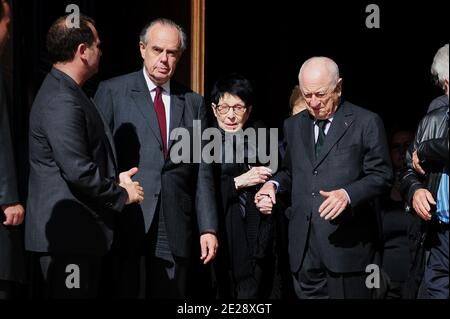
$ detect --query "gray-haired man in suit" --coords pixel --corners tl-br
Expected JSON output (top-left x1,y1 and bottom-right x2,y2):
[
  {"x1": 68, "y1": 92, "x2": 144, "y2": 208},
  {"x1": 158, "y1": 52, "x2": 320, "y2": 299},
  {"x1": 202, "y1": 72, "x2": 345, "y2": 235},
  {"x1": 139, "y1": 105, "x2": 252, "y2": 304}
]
[{"x1": 94, "y1": 18, "x2": 218, "y2": 299}]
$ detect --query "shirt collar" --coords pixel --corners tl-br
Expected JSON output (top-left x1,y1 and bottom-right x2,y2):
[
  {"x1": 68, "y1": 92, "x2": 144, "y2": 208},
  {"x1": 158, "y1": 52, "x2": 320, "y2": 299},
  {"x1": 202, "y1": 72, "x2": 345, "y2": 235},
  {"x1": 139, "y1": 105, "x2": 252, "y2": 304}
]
[
  {"x1": 314, "y1": 117, "x2": 334, "y2": 125},
  {"x1": 143, "y1": 67, "x2": 171, "y2": 95}
]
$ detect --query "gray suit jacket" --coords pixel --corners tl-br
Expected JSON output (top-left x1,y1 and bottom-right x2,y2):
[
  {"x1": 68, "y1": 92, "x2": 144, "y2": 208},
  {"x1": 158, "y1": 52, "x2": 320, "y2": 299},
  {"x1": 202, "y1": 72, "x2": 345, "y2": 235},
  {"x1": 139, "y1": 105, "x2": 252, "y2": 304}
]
[
  {"x1": 94, "y1": 70, "x2": 218, "y2": 258},
  {"x1": 26, "y1": 68, "x2": 128, "y2": 256},
  {"x1": 274, "y1": 101, "x2": 393, "y2": 273}
]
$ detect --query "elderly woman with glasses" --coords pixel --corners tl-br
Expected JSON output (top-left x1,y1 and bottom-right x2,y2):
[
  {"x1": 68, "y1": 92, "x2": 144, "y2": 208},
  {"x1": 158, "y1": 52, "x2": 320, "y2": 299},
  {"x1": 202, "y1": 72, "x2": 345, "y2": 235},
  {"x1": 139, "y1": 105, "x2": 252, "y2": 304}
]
[{"x1": 209, "y1": 73, "x2": 278, "y2": 299}]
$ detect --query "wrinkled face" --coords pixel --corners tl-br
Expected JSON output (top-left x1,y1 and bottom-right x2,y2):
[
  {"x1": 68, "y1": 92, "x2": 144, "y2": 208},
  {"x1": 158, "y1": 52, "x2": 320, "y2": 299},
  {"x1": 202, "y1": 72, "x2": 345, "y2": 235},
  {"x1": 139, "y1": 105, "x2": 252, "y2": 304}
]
[
  {"x1": 300, "y1": 70, "x2": 342, "y2": 120},
  {"x1": 140, "y1": 23, "x2": 182, "y2": 86},
  {"x1": 212, "y1": 93, "x2": 251, "y2": 132},
  {"x1": 390, "y1": 131, "x2": 414, "y2": 170},
  {"x1": 84, "y1": 23, "x2": 102, "y2": 76},
  {"x1": 0, "y1": 2, "x2": 11, "y2": 53}
]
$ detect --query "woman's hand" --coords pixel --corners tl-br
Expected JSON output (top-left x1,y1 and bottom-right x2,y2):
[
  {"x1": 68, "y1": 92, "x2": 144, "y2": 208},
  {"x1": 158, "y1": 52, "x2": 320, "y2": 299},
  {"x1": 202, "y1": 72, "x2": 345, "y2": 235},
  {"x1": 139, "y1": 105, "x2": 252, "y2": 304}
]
[{"x1": 234, "y1": 166, "x2": 272, "y2": 190}]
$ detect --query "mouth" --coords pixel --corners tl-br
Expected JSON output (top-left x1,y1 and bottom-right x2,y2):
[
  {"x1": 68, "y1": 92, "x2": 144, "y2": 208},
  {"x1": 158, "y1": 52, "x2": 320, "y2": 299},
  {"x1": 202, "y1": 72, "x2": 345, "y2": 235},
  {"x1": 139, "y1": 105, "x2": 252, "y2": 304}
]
[
  {"x1": 224, "y1": 123, "x2": 239, "y2": 130},
  {"x1": 157, "y1": 68, "x2": 170, "y2": 74}
]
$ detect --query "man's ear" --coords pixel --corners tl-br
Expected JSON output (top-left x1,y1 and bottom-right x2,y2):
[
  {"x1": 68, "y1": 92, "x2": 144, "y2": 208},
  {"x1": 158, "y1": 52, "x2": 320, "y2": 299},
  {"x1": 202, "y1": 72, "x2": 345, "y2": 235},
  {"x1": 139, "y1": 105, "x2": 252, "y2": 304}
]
[
  {"x1": 139, "y1": 41, "x2": 146, "y2": 59},
  {"x1": 336, "y1": 78, "x2": 343, "y2": 97},
  {"x1": 78, "y1": 43, "x2": 88, "y2": 60}
]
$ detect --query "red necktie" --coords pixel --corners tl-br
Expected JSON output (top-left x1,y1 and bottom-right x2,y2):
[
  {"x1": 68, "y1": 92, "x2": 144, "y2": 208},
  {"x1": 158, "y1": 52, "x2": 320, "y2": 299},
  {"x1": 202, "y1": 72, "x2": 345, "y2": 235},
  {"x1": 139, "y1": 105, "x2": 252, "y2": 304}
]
[{"x1": 154, "y1": 86, "x2": 167, "y2": 158}]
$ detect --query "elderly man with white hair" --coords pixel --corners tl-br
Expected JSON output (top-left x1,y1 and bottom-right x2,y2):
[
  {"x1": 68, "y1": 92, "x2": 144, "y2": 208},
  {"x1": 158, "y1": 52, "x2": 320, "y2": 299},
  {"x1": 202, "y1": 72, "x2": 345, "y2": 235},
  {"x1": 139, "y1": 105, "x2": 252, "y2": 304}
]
[{"x1": 256, "y1": 56, "x2": 393, "y2": 298}]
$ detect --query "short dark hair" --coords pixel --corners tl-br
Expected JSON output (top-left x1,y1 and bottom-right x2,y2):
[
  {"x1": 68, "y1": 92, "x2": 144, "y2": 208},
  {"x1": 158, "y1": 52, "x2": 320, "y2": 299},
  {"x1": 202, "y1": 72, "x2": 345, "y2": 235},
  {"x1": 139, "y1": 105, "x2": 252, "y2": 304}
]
[
  {"x1": 210, "y1": 73, "x2": 255, "y2": 107},
  {"x1": 0, "y1": 0, "x2": 10, "y2": 20},
  {"x1": 46, "y1": 14, "x2": 96, "y2": 64}
]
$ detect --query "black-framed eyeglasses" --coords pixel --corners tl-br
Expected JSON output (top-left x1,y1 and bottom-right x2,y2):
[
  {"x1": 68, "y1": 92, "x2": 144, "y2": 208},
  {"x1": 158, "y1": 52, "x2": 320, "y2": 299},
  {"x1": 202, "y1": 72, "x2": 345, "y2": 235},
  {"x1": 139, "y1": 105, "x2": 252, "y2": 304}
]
[{"x1": 213, "y1": 103, "x2": 247, "y2": 115}]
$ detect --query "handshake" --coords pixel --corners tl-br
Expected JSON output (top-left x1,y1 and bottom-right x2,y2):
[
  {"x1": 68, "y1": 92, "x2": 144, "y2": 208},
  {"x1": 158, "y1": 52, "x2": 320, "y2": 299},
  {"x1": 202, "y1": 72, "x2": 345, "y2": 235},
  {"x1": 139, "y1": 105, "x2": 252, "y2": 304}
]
[{"x1": 119, "y1": 167, "x2": 145, "y2": 205}]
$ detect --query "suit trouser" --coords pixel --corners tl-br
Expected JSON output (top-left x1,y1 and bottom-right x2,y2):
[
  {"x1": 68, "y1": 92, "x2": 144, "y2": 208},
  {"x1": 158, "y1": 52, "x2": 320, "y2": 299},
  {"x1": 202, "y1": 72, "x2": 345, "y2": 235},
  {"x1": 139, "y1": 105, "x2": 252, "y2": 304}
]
[
  {"x1": 113, "y1": 200, "x2": 190, "y2": 299},
  {"x1": 421, "y1": 224, "x2": 449, "y2": 299},
  {"x1": 30, "y1": 253, "x2": 101, "y2": 299},
  {"x1": 293, "y1": 221, "x2": 372, "y2": 299}
]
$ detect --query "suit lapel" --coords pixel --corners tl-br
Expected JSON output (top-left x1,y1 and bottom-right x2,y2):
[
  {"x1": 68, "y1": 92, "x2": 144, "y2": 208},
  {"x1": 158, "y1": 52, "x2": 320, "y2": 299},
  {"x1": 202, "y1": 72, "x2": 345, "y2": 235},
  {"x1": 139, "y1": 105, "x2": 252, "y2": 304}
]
[
  {"x1": 89, "y1": 97, "x2": 119, "y2": 170},
  {"x1": 313, "y1": 101, "x2": 354, "y2": 168},
  {"x1": 167, "y1": 82, "x2": 185, "y2": 153},
  {"x1": 75, "y1": 87, "x2": 120, "y2": 172},
  {"x1": 130, "y1": 72, "x2": 163, "y2": 148},
  {"x1": 299, "y1": 112, "x2": 315, "y2": 167}
]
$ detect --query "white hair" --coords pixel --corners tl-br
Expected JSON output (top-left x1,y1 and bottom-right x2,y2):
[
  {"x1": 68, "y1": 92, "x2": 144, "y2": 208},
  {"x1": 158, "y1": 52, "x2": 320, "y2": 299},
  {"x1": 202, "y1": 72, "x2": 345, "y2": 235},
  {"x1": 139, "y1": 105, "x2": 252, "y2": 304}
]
[
  {"x1": 139, "y1": 18, "x2": 187, "y2": 52},
  {"x1": 431, "y1": 44, "x2": 449, "y2": 89},
  {"x1": 298, "y1": 56, "x2": 340, "y2": 88}
]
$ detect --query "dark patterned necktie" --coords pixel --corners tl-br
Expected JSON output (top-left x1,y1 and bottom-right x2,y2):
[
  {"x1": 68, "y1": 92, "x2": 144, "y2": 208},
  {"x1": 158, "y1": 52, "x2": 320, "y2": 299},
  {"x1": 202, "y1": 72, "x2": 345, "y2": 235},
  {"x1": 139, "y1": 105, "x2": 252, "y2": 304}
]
[
  {"x1": 315, "y1": 119, "x2": 328, "y2": 158},
  {"x1": 154, "y1": 86, "x2": 167, "y2": 158}
]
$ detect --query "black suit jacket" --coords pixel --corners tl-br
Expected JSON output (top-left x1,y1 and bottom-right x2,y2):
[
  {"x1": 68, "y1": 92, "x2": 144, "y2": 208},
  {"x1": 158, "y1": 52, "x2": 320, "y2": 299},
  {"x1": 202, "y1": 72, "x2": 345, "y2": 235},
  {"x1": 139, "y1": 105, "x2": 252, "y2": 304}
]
[
  {"x1": 25, "y1": 68, "x2": 128, "y2": 256},
  {"x1": 274, "y1": 101, "x2": 393, "y2": 273},
  {"x1": 94, "y1": 70, "x2": 218, "y2": 258},
  {"x1": 0, "y1": 71, "x2": 26, "y2": 282},
  {"x1": 0, "y1": 72, "x2": 18, "y2": 207}
]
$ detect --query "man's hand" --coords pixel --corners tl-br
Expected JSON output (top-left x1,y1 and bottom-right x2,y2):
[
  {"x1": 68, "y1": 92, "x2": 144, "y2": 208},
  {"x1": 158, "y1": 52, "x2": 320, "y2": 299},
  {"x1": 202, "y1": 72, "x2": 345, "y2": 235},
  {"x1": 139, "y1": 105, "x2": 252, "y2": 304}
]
[
  {"x1": 412, "y1": 150, "x2": 426, "y2": 176},
  {"x1": 256, "y1": 196, "x2": 274, "y2": 215},
  {"x1": 200, "y1": 233, "x2": 218, "y2": 265},
  {"x1": 119, "y1": 167, "x2": 144, "y2": 204},
  {"x1": 119, "y1": 167, "x2": 138, "y2": 184},
  {"x1": 412, "y1": 188, "x2": 435, "y2": 221},
  {"x1": 319, "y1": 189, "x2": 349, "y2": 220},
  {"x1": 2, "y1": 203, "x2": 25, "y2": 226},
  {"x1": 255, "y1": 182, "x2": 276, "y2": 214},
  {"x1": 234, "y1": 167, "x2": 272, "y2": 190}
]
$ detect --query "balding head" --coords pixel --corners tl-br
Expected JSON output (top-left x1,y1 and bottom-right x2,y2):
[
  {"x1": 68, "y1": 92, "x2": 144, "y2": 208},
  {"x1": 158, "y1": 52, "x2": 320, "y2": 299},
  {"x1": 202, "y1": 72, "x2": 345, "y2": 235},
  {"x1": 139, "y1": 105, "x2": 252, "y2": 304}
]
[
  {"x1": 46, "y1": 14, "x2": 97, "y2": 64},
  {"x1": 298, "y1": 57, "x2": 342, "y2": 120},
  {"x1": 299, "y1": 57, "x2": 340, "y2": 89}
]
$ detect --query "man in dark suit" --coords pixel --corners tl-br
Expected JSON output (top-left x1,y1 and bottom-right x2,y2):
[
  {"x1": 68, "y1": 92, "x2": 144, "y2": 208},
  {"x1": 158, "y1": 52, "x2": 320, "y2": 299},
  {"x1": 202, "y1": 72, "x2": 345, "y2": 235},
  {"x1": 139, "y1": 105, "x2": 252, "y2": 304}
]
[
  {"x1": 0, "y1": 0, "x2": 26, "y2": 299},
  {"x1": 255, "y1": 57, "x2": 393, "y2": 298},
  {"x1": 94, "y1": 18, "x2": 218, "y2": 299},
  {"x1": 26, "y1": 14, "x2": 144, "y2": 298}
]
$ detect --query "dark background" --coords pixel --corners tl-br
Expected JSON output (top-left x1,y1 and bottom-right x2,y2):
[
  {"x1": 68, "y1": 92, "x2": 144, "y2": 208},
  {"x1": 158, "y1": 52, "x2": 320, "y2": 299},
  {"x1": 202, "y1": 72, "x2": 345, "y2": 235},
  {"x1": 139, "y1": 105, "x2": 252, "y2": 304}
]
[
  {"x1": 205, "y1": 0, "x2": 448, "y2": 130},
  {"x1": 5, "y1": 0, "x2": 449, "y2": 194}
]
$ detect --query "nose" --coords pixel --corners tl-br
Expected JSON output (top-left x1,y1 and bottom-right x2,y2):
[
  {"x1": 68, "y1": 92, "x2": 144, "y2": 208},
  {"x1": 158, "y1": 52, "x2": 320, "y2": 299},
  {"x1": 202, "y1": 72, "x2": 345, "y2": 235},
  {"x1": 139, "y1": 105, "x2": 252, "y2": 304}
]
[
  {"x1": 310, "y1": 95, "x2": 320, "y2": 107},
  {"x1": 160, "y1": 51, "x2": 168, "y2": 63},
  {"x1": 226, "y1": 109, "x2": 236, "y2": 120}
]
